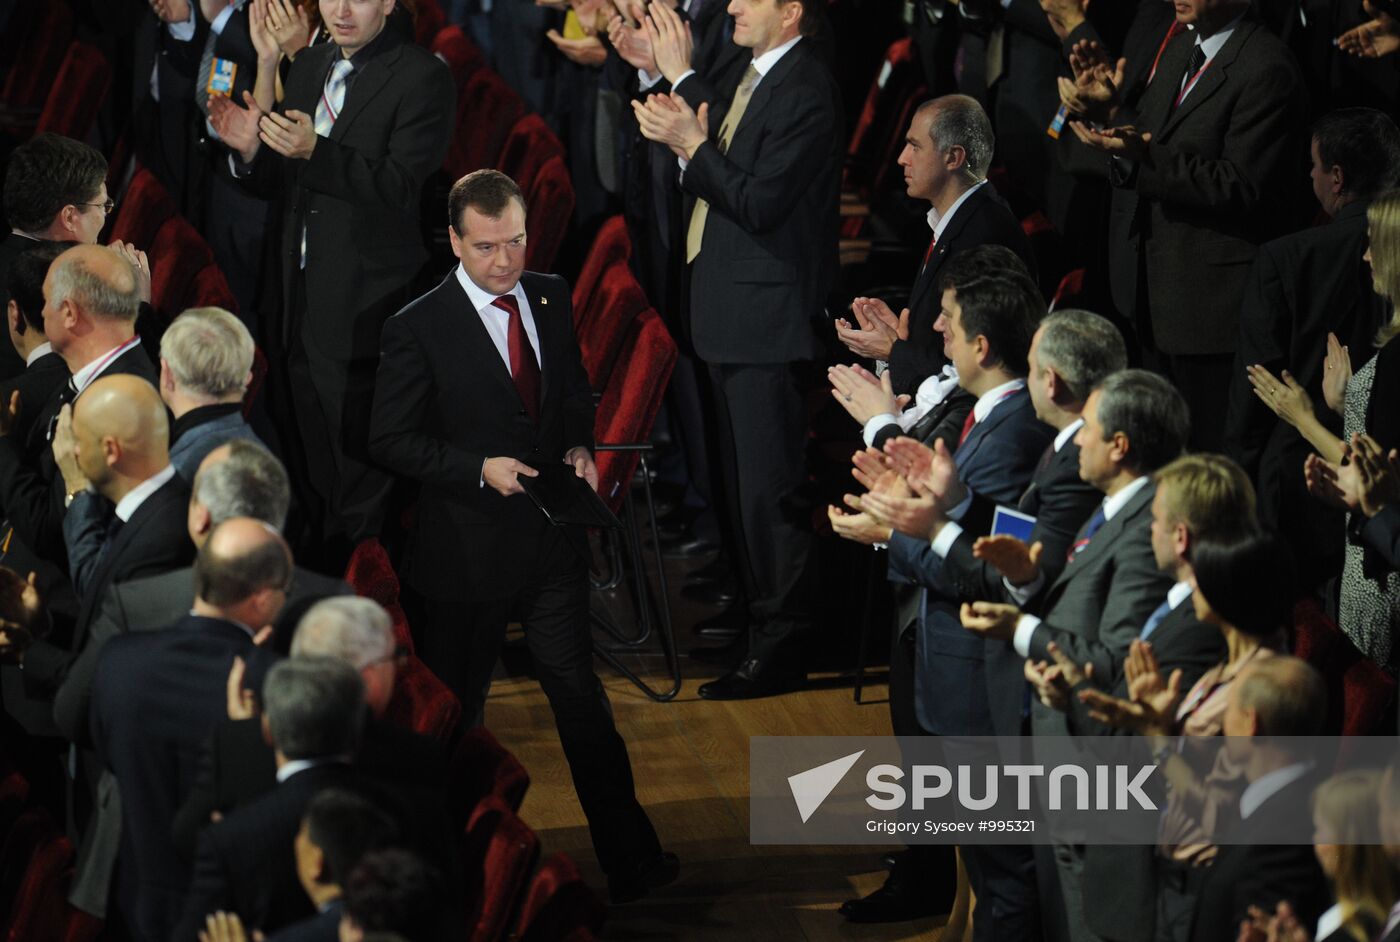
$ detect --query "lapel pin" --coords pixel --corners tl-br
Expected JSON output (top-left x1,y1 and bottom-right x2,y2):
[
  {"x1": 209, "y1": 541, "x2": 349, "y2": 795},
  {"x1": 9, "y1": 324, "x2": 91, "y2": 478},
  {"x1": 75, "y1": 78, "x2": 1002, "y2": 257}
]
[{"x1": 540, "y1": 296, "x2": 548, "y2": 305}]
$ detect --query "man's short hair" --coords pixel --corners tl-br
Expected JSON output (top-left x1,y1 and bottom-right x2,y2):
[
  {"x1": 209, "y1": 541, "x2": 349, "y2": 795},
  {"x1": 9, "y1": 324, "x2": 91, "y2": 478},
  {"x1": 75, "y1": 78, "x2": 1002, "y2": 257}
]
[
  {"x1": 1233, "y1": 656, "x2": 1326, "y2": 737},
  {"x1": 1034, "y1": 309, "x2": 1127, "y2": 404},
  {"x1": 1153, "y1": 453, "x2": 1259, "y2": 546},
  {"x1": 292, "y1": 597, "x2": 394, "y2": 671},
  {"x1": 46, "y1": 248, "x2": 140, "y2": 323},
  {"x1": 448, "y1": 170, "x2": 525, "y2": 233},
  {"x1": 193, "y1": 440, "x2": 292, "y2": 530},
  {"x1": 1093, "y1": 369, "x2": 1189, "y2": 474},
  {"x1": 303, "y1": 788, "x2": 399, "y2": 887},
  {"x1": 1312, "y1": 107, "x2": 1400, "y2": 200},
  {"x1": 263, "y1": 656, "x2": 365, "y2": 760},
  {"x1": 939, "y1": 246, "x2": 1043, "y2": 376},
  {"x1": 920, "y1": 94, "x2": 995, "y2": 180},
  {"x1": 160, "y1": 307, "x2": 255, "y2": 399},
  {"x1": 192, "y1": 519, "x2": 293, "y2": 606},
  {"x1": 6, "y1": 241, "x2": 72, "y2": 333},
  {"x1": 2, "y1": 133, "x2": 108, "y2": 233},
  {"x1": 343, "y1": 849, "x2": 441, "y2": 941}
]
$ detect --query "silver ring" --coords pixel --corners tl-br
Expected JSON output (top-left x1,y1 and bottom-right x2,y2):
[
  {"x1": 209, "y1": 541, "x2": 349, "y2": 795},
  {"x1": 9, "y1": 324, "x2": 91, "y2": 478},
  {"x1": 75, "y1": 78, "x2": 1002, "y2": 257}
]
[{"x1": 844, "y1": 394, "x2": 853, "y2": 402}]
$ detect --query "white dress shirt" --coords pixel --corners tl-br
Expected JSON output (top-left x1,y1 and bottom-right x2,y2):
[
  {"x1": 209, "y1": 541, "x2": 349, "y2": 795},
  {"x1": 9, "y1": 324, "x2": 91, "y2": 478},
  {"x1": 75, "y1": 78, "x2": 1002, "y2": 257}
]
[
  {"x1": 25, "y1": 342, "x2": 53, "y2": 367},
  {"x1": 455, "y1": 266, "x2": 543, "y2": 372},
  {"x1": 862, "y1": 365, "x2": 961, "y2": 447},
  {"x1": 1177, "y1": 16, "x2": 1244, "y2": 104},
  {"x1": 1238, "y1": 761, "x2": 1312, "y2": 820},
  {"x1": 70, "y1": 335, "x2": 144, "y2": 396},
  {"x1": 114, "y1": 464, "x2": 177, "y2": 523}
]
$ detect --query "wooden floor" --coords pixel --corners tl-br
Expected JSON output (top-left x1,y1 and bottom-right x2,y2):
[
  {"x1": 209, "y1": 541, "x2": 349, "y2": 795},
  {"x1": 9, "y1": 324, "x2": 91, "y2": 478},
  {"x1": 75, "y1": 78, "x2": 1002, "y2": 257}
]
[{"x1": 485, "y1": 548, "x2": 975, "y2": 941}]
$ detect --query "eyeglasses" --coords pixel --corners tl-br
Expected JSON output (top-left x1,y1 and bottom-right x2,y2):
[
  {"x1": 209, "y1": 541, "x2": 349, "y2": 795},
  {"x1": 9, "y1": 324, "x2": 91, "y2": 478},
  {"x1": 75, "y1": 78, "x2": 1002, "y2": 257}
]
[
  {"x1": 81, "y1": 198, "x2": 115, "y2": 216},
  {"x1": 365, "y1": 643, "x2": 410, "y2": 669}
]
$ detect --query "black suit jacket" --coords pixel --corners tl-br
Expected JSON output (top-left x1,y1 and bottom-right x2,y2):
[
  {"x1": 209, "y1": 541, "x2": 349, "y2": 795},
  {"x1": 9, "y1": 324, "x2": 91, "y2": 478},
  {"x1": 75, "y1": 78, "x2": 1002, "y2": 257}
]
[
  {"x1": 93, "y1": 615, "x2": 273, "y2": 942},
  {"x1": 370, "y1": 271, "x2": 595, "y2": 601},
  {"x1": 19, "y1": 475, "x2": 193, "y2": 705},
  {"x1": 0, "y1": 233, "x2": 41, "y2": 384},
  {"x1": 886, "y1": 185, "x2": 1035, "y2": 395},
  {"x1": 238, "y1": 31, "x2": 454, "y2": 361},
  {"x1": 176, "y1": 764, "x2": 357, "y2": 940},
  {"x1": 1225, "y1": 200, "x2": 1384, "y2": 534},
  {"x1": 676, "y1": 40, "x2": 841, "y2": 364},
  {"x1": 0, "y1": 352, "x2": 68, "y2": 449},
  {"x1": 1188, "y1": 769, "x2": 1328, "y2": 942},
  {"x1": 1108, "y1": 16, "x2": 1305, "y2": 355}
]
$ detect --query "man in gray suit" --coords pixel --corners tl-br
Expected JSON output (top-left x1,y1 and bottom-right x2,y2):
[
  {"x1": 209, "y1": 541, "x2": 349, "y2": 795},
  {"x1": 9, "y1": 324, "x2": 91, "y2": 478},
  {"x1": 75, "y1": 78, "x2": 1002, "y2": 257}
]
[
  {"x1": 53, "y1": 439, "x2": 348, "y2": 745},
  {"x1": 158, "y1": 307, "x2": 262, "y2": 480},
  {"x1": 959, "y1": 369, "x2": 1189, "y2": 942}
]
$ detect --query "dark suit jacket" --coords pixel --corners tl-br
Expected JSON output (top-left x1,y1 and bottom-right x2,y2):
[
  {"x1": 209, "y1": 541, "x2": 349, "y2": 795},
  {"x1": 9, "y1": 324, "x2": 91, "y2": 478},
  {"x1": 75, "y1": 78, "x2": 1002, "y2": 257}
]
[
  {"x1": 168, "y1": 407, "x2": 263, "y2": 481},
  {"x1": 1188, "y1": 769, "x2": 1328, "y2": 942},
  {"x1": 370, "y1": 271, "x2": 595, "y2": 601},
  {"x1": 886, "y1": 185, "x2": 1035, "y2": 396},
  {"x1": 1025, "y1": 481, "x2": 1173, "y2": 737},
  {"x1": 176, "y1": 763, "x2": 357, "y2": 940},
  {"x1": 20, "y1": 475, "x2": 193, "y2": 702},
  {"x1": 0, "y1": 351, "x2": 68, "y2": 449},
  {"x1": 238, "y1": 31, "x2": 454, "y2": 361},
  {"x1": 886, "y1": 387, "x2": 1055, "y2": 734},
  {"x1": 676, "y1": 39, "x2": 841, "y2": 364},
  {"x1": 92, "y1": 615, "x2": 272, "y2": 942},
  {"x1": 171, "y1": 712, "x2": 449, "y2": 864},
  {"x1": 870, "y1": 387, "x2": 976, "y2": 453},
  {"x1": 0, "y1": 233, "x2": 43, "y2": 383},
  {"x1": 52, "y1": 564, "x2": 351, "y2": 745},
  {"x1": 1108, "y1": 16, "x2": 1305, "y2": 355}
]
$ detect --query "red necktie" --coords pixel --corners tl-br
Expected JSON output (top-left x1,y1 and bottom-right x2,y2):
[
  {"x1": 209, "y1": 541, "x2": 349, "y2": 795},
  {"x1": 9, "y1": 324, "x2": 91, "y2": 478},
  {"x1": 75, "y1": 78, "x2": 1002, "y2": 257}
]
[
  {"x1": 957, "y1": 410, "x2": 977, "y2": 446},
  {"x1": 491, "y1": 294, "x2": 540, "y2": 422},
  {"x1": 922, "y1": 234, "x2": 938, "y2": 269}
]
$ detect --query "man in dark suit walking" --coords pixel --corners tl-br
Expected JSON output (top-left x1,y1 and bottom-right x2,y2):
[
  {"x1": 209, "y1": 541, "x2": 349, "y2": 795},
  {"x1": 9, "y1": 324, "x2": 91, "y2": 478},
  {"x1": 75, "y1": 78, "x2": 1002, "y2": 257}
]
[
  {"x1": 633, "y1": 0, "x2": 841, "y2": 699},
  {"x1": 1070, "y1": 0, "x2": 1305, "y2": 451},
  {"x1": 834, "y1": 96, "x2": 1035, "y2": 396},
  {"x1": 370, "y1": 170, "x2": 673, "y2": 904},
  {"x1": 92, "y1": 518, "x2": 291, "y2": 942},
  {"x1": 208, "y1": 0, "x2": 455, "y2": 556},
  {"x1": 1225, "y1": 107, "x2": 1400, "y2": 589}
]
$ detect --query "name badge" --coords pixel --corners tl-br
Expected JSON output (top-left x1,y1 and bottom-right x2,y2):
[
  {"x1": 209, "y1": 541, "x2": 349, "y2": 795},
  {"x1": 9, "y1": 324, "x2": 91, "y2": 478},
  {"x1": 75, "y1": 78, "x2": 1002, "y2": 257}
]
[{"x1": 208, "y1": 58, "x2": 237, "y2": 97}]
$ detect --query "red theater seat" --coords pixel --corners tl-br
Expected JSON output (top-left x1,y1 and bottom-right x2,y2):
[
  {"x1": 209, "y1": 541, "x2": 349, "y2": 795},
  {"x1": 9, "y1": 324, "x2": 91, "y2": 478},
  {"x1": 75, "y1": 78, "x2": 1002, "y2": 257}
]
[
  {"x1": 430, "y1": 25, "x2": 486, "y2": 87},
  {"x1": 449, "y1": 725, "x2": 530, "y2": 822},
  {"x1": 593, "y1": 309, "x2": 677, "y2": 516},
  {"x1": 522, "y1": 155, "x2": 574, "y2": 274},
  {"x1": 108, "y1": 167, "x2": 178, "y2": 249},
  {"x1": 463, "y1": 796, "x2": 540, "y2": 942},
  {"x1": 343, "y1": 538, "x2": 415, "y2": 652},
  {"x1": 572, "y1": 217, "x2": 631, "y2": 319},
  {"x1": 1293, "y1": 598, "x2": 1397, "y2": 740},
  {"x1": 445, "y1": 70, "x2": 525, "y2": 178},
  {"x1": 576, "y1": 262, "x2": 649, "y2": 392},
  {"x1": 843, "y1": 37, "x2": 921, "y2": 199},
  {"x1": 414, "y1": 1, "x2": 447, "y2": 47},
  {"x1": 0, "y1": 0, "x2": 75, "y2": 126},
  {"x1": 34, "y1": 41, "x2": 111, "y2": 140},
  {"x1": 515, "y1": 852, "x2": 607, "y2": 942},
  {"x1": 384, "y1": 655, "x2": 462, "y2": 743}
]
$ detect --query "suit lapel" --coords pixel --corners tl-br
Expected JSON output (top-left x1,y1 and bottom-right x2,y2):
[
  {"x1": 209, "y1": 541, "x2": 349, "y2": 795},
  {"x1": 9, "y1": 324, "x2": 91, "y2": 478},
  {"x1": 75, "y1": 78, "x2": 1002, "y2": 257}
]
[
  {"x1": 330, "y1": 43, "x2": 401, "y2": 142},
  {"x1": 520, "y1": 272, "x2": 555, "y2": 407},
  {"x1": 953, "y1": 389, "x2": 1025, "y2": 466},
  {"x1": 1158, "y1": 20, "x2": 1254, "y2": 137},
  {"x1": 1048, "y1": 483, "x2": 1153, "y2": 598},
  {"x1": 726, "y1": 41, "x2": 804, "y2": 150},
  {"x1": 445, "y1": 274, "x2": 522, "y2": 408}
]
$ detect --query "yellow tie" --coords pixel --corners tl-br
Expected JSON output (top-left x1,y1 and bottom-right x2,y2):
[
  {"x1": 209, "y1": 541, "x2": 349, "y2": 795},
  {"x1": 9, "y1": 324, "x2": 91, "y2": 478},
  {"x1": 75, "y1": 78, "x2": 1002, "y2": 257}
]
[{"x1": 686, "y1": 63, "x2": 761, "y2": 263}]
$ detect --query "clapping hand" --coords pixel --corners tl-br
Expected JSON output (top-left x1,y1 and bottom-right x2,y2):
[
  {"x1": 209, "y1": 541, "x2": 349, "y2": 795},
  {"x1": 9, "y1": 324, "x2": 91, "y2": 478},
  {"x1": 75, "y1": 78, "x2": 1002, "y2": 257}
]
[
  {"x1": 150, "y1": 0, "x2": 192, "y2": 24},
  {"x1": 265, "y1": 0, "x2": 311, "y2": 59},
  {"x1": 645, "y1": 0, "x2": 694, "y2": 82},
  {"x1": 632, "y1": 92, "x2": 709, "y2": 160},
  {"x1": 1041, "y1": 0, "x2": 1089, "y2": 40},
  {"x1": 828, "y1": 363, "x2": 908, "y2": 425},
  {"x1": 1246, "y1": 364, "x2": 1314, "y2": 429},
  {"x1": 834, "y1": 297, "x2": 909, "y2": 360},
  {"x1": 209, "y1": 91, "x2": 265, "y2": 163},
  {"x1": 972, "y1": 535, "x2": 1043, "y2": 586},
  {"x1": 547, "y1": 30, "x2": 608, "y2": 66},
  {"x1": 1025, "y1": 658, "x2": 1069, "y2": 711},
  {"x1": 1068, "y1": 121, "x2": 1151, "y2": 159},
  {"x1": 109, "y1": 241, "x2": 152, "y2": 304},
  {"x1": 198, "y1": 911, "x2": 265, "y2": 942},
  {"x1": 608, "y1": 3, "x2": 657, "y2": 74},
  {"x1": 1350, "y1": 432, "x2": 1400, "y2": 517},
  {"x1": 1058, "y1": 40, "x2": 1124, "y2": 123},
  {"x1": 1077, "y1": 639, "x2": 1182, "y2": 735},
  {"x1": 883, "y1": 436, "x2": 964, "y2": 509},
  {"x1": 1337, "y1": 0, "x2": 1400, "y2": 58},
  {"x1": 258, "y1": 108, "x2": 317, "y2": 160},
  {"x1": 51, "y1": 405, "x2": 89, "y2": 497},
  {"x1": 959, "y1": 601, "x2": 1021, "y2": 641},
  {"x1": 1321, "y1": 332, "x2": 1351, "y2": 415}
]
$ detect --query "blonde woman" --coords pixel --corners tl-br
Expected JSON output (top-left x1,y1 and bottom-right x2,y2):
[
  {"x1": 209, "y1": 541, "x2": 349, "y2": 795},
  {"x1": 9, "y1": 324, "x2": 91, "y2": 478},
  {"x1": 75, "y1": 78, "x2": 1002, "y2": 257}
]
[{"x1": 1248, "y1": 189, "x2": 1400, "y2": 667}]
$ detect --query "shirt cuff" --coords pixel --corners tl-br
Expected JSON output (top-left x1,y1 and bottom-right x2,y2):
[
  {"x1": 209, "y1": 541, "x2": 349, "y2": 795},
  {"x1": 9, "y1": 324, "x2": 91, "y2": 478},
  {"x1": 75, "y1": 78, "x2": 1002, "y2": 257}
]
[
  {"x1": 168, "y1": 5, "x2": 197, "y2": 40},
  {"x1": 862, "y1": 413, "x2": 899, "y2": 447},
  {"x1": 1004, "y1": 569, "x2": 1045, "y2": 607},
  {"x1": 930, "y1": 521, "x2": 963, "y2": 559},
  {"x1": 1013, "y1": 615, "x2": 1041, "y2": 658},
  {"x1": 479, "y1": 459, "x2": 487, "y2": 488},
  {"x1": 638, "y1": 69, "x2": 662, "y2": 90},
  {"x1": 672, "y1": 69, "x2": 696, "y2": 92}
]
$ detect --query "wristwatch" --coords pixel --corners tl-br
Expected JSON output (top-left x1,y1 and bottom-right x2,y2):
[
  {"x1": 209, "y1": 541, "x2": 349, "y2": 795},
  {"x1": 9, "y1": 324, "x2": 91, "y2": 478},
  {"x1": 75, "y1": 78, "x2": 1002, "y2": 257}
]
[{"x1": 65, "y1": 486, "x2": 88, "y2": 509}]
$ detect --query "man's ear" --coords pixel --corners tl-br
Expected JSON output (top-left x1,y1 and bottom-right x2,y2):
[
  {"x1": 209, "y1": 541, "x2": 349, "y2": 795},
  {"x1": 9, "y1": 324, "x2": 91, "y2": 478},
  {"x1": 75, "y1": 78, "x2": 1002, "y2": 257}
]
[
  {"x1": 193, "y1": 503, "x2": 213, "y2": 538},
  {"x1": 1331, "y1": 164, "x2": 1346, "y2": 197},
  {"x1": 260, "y1": 712, "x2": 273, "y2": 747},
  {"x1": 447, "y1": 226, "x2": 463, "y2": 261},
  {"x1": 6, "y1": 301, "x2": 20, "y2": 337},
  {"x1": 311, "y1": 841, "x2": 331, "y2": 884}
]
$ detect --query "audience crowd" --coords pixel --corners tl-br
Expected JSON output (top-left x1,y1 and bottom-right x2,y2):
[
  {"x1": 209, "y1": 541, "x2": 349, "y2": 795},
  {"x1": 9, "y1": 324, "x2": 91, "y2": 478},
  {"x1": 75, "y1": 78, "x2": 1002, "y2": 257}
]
[{"x1": 3, "y1": 0, "x2": 1400, "y2": 940}]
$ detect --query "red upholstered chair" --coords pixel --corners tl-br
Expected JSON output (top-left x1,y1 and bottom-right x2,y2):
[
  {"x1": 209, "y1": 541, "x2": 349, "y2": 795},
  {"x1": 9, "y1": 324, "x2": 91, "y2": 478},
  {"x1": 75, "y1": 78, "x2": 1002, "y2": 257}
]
[
  {"x1": 1293, "y1": 598, "x2": 1398, "y2": 743},
  {"x1": 413, "y1": 0, "x2": 447, "y2": 46},
  {"x1": 0, "y1": 807, "x2": 50, "y2": 925},
  {"x1": 343, "y1": 538, "x2": 415, "y2": 652},
  {"x1": 463, "y1": 795, "x2": 540, "y2": 942},
  {"x1": 430, "y1": 25, "x2": 486, "y2": 87},
  {"x1": 842, "y1": 37, "x2": 919, "y2": 199},
  {"x1": 523, "y1": 155, "x2": 574, "y2": 274},
  {"x1": 1050, "y1": 268, "x2": 1086, "y2": 311},
  {"x1": 383, "y1": 655, "x2": 462, "y2": 743},
  {"x1": 108, "y1": 167, "x2": 178, "y2": 250},
  {"x1": 444, "y1": 70, "x2": 525, "y2": 178},
  {"x1": 576, "y1": 262, "x2": 649, "y2": 391},
  {"x1": 34, "y1": 41, "x2": 111, "y2": 140},
  {"x1": 145, "y1": 215, "x2": 239, "y2": 335},
  {"x1": 498, "y1": 114, "x2": 566, "y2": 191},
  {"x1": 448, "y1": 725, "x2": 531, "y2": 823},
  {"x1": 0, "y1": 0, "x2": 75, "y2": 128},
  {"x1": 0, "y1": 807, "x2": 71, "y2": 939},
  {"x1": 514, "y1": 852, "x2": 607, "y2": 942},
  {"x1": 187, "y1": 263, "x2": 239, "y2": 312},
  {"x1": 571, "y1": 216, "x2": 631, "y2": 320}
]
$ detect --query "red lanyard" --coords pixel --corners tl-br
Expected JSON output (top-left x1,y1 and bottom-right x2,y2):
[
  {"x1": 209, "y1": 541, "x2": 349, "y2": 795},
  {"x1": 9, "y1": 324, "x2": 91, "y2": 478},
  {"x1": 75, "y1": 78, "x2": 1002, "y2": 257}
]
[
  {"x1": 79, "y1": 336, "x2": 141, "y2": 389},
  {"x1": 1174, "y1": 55, "x2": 1212, "y2": 107},
  {"x1": 1148, "y1": 19, "x2": 1186, "y2": 84}
]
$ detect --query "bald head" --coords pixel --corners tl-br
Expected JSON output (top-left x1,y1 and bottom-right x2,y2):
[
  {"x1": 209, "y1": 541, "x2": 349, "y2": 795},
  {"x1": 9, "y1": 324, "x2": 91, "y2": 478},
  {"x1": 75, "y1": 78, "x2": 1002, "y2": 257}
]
[
  {"x1": 1231, "y1": 656, "x2": 1327, "y2": 737},
  {"x1": 46, "y1": 245, "x2": 139, "y2": 321},
  {"x1": 70, "y1": 374, "x2": 169, "y2": 500},
  {"x1": 194, "y1": 517, "x2": 293, "y2": 610}
]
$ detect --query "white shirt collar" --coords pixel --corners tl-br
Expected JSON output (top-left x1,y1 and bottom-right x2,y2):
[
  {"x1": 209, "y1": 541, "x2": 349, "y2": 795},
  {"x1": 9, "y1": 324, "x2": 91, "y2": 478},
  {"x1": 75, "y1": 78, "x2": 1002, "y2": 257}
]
[
  {"x1": 750, "y1": 34, "x2": 802, "y2": 80},
  {"x1": 1239, "y1": 761, "x2": 1312, "y2": 820},
  {"x1": 1314, "y1": 904, "x2": 1343, "y2": 942},
  {"x1": 25, "y1": 342, "x2": 52, "y2": 367},
  {"x1": 71, "y1": 336, "x2": 142, "y2": 395},
  {"x1": 276, "y1": 756, "x2": 349, "y2": 784},
  {"x1": 1102, "y1": 475, "x2": 1151, "y2": 521},
  {"x1": 927, "y1": 179, "x2": 989, "y2": 243},
  {"x1": 211, "y1": 0, "x2": 243, "y2": 34},
  {"x1": 1190, "y1": 13, "x2": 1245, "y2": 60},
  {"x1": 1054, "y1": 417, "x2": 1084, "y2": 453},
  {"x1": 1166, "y1": 579, "x2": 1193, "y2": 610},
  {"x1": 971, "y1": 378, "x2": 1025, "y2": 424},
  {"x1": 114, "y1": 464, "x2": 176, "y2": 523},
  {"x1": 455, "y1": 265, "x2": 524, "y2": 314}
]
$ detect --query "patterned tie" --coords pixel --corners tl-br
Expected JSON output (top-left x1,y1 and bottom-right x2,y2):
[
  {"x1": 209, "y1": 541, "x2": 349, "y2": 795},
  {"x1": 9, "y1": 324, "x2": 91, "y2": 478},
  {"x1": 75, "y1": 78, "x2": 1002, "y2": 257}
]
[
  {"x1": 1174, "y1": 44, "x2": 1208, "y2": 109},
  {"x1": 492, "y1": 294, "x2": 541, "y2": 422},
  {"x1": 1067, "y1": 506, "x2": 1107, "y2": 561},
  {"x1": 302, "y1": 58, "x2": 354, "y2": 267},
  {"x1": 686, "y1": 63, "x2": 761, "y2": 263},
  {"x1": 1139, "y1": 598, "x2": 1175, "y2": 641}
]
